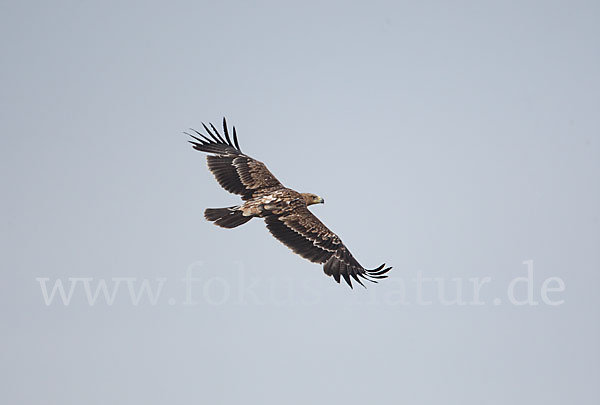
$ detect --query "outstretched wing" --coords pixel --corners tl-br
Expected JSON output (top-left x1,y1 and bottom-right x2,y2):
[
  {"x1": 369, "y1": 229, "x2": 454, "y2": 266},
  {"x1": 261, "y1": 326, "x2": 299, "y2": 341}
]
[
  {"x1": 264, "y1": 202, "x2": 391, "y2": 288},
  {"x1": 187, "y1": 118, "x2": 283, "y2": 199}
]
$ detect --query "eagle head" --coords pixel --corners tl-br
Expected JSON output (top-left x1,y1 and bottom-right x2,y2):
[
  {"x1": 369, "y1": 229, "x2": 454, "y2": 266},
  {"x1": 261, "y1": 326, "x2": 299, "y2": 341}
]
[{"x1": 302, "y1": 193, "x2": 325, "y2": 206}]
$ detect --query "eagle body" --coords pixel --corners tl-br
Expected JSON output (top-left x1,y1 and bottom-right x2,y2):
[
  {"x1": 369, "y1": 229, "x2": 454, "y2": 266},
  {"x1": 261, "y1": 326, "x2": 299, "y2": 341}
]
[
  {"x1": 187, "y1": 119, "x2": 391, "y2": 288},
  {"x1": 240, "y1": 188, "x2": 306, "y2": 217}
]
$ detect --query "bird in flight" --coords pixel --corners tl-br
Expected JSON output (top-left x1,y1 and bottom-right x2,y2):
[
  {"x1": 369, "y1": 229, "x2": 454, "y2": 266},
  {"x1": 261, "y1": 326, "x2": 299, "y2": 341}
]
[{"x1": 187, "y1": 118, "x2": 391, "y2": 288}]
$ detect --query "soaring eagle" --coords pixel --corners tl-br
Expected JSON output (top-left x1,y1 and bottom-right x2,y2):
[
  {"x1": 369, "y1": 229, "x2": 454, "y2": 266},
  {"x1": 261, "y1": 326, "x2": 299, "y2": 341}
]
[{"x1": 187, "y1": 118, "x2": 391, "y2": 288}]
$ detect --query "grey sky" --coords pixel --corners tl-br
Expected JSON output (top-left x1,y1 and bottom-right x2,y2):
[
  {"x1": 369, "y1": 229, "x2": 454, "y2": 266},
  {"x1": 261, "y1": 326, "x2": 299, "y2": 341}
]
[{"x1": 1, "y1": 1, "x2": 599, "y2": 404}]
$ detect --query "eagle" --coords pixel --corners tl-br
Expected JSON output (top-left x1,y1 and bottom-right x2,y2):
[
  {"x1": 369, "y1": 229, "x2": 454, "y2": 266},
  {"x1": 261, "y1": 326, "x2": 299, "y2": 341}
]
[{"x1": 187, "y1": 118, "x2": 391, "y2": 288}]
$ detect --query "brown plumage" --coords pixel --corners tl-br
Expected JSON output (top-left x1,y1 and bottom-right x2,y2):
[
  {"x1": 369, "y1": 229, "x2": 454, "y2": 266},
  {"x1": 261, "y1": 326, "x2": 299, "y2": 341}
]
[{"x1": 187, "y1": 118, "x2": 391, "y2": 288}]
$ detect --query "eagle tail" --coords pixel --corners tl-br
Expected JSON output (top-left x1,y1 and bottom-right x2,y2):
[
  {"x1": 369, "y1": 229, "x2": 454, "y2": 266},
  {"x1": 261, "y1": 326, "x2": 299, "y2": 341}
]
[{"x1": 204, "y1": 206, "x2": 252, "y2": 229}]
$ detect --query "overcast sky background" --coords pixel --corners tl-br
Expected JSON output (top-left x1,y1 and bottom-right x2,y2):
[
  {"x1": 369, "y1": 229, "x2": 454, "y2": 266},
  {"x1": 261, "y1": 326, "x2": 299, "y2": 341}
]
[{"x1": 1, "y1": 1, "x2": 599, "y2": 404}]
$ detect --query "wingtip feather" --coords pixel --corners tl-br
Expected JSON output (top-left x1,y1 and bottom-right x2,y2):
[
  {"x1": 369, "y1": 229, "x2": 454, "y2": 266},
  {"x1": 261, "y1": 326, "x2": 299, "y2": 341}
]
[{"x1": 232, "y1": 126, "x2": 241, "y2": 150}]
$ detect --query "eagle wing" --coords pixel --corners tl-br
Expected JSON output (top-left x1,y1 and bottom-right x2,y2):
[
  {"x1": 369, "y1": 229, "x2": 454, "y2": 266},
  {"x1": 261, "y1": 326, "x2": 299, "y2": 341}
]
[
  {"x1": 264, "y1": 201, "x2": 391, "y2": 288},
  {"x1": 187, "y1": 118, "x2": 283, "y2": 199}
]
